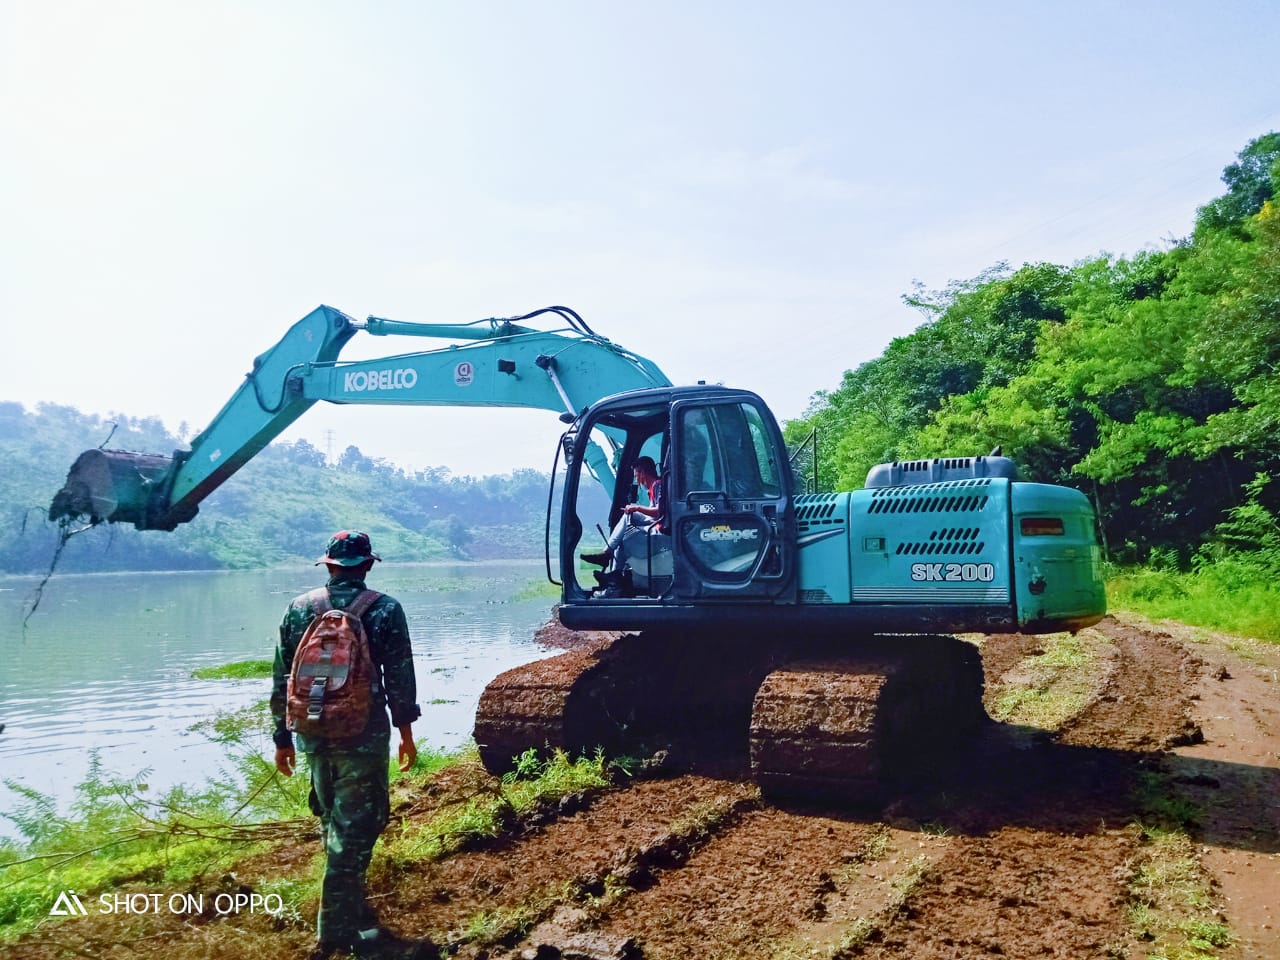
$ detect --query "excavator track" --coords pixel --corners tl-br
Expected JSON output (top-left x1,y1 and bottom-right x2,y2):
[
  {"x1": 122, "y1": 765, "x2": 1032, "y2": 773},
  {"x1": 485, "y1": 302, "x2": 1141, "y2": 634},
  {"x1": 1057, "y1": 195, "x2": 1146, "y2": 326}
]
[
  {"x1": 750, "y1": 635, "x2": 987, "y2": 805},
  {"x1": 475, "y1": 643, "x2": 613, "y2": 773},
  {"x1": 476, "y1": 622, "x2": 987, "y2": 808},
  {"x1": 749, "y1": 659, "x2": 897, "y2": 803},
  {"x1": 475, "y1": 627, "x2": 784, "y2": 775}
]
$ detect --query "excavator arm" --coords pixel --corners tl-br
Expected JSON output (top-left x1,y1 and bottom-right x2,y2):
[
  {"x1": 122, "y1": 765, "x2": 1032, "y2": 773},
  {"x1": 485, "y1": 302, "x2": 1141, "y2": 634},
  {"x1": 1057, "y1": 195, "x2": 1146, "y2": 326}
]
[{"x1": 49, "y1": 305, "x2": 670, "y2": 530}]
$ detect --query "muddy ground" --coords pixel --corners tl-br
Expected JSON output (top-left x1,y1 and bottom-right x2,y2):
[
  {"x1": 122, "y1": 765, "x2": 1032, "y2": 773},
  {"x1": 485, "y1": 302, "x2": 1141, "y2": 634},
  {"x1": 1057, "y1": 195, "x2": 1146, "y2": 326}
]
[{"x1": 10, "y1": 614, "x2": 1280, "y2": 960}]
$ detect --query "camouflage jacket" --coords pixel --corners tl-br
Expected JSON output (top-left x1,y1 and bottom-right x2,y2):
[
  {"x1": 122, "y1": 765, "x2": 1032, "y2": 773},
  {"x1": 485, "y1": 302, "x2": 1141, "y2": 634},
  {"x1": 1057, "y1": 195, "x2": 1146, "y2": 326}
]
[{"x1": 270, "y1": 573, "x2": 421, "y2": 752}]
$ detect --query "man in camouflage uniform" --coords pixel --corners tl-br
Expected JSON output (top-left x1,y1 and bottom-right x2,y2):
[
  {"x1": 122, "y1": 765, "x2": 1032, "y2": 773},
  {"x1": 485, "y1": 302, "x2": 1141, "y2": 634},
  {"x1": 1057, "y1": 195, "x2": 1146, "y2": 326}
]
[{"x1": 271, "y1": 530, "x2": 421, "y2": 959}]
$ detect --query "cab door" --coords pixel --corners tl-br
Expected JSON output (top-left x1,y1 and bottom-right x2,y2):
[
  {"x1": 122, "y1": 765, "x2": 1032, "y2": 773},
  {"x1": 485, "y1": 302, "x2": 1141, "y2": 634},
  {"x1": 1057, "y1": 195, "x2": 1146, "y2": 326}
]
[{"x1": 667, "y1": 395, "x2": 797, "y2": 601}]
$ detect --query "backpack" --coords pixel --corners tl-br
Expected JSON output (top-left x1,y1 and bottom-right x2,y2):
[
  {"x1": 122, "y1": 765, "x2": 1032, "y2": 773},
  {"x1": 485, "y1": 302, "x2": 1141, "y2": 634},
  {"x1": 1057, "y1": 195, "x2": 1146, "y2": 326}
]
[{"x1": 286, "y1": 587, "x2": 382, "y2": 740}]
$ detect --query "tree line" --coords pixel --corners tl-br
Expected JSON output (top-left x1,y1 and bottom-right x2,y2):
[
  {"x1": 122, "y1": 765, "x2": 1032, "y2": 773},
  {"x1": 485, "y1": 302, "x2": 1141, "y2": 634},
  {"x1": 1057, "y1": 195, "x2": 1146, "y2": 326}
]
[{"x1": 785, "y1": 132, "x2": 1280, "y2": 576}]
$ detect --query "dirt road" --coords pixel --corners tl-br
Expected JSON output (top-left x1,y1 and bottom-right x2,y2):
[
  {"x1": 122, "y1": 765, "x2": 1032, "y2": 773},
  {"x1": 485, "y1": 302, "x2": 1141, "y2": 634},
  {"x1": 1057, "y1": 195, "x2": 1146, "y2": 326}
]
[{"x1": 11, "y1": 614, "x2": 1279, "y2": 960}]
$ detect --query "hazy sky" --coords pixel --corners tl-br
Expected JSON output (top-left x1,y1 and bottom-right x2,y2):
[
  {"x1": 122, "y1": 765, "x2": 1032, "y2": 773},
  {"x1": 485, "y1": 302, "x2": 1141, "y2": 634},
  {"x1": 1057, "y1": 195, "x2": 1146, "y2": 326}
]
[{"x1": 5, "y1": 1, "x2": 1279, "y2": 477}]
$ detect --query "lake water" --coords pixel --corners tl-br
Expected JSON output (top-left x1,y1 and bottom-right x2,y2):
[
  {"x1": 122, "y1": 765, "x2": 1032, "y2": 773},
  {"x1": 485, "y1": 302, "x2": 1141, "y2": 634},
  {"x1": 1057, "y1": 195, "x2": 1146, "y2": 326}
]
[{"x1": 0, "y1": 561, "x2": 558, "y2": 838}]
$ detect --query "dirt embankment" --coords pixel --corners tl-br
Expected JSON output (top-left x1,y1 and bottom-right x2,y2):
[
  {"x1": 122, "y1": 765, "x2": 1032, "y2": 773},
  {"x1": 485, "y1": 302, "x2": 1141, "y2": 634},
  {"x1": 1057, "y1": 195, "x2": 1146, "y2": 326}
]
[{"x1": 10, "y1": 615, "x2": 1279, "y2": 960}]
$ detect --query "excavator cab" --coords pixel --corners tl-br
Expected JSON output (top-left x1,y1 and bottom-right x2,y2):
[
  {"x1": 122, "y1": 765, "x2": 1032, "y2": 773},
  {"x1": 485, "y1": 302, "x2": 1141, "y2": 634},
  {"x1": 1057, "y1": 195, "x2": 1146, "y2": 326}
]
[{"x1": 555, "y1": 386, "x2": 797, "y2": 628}]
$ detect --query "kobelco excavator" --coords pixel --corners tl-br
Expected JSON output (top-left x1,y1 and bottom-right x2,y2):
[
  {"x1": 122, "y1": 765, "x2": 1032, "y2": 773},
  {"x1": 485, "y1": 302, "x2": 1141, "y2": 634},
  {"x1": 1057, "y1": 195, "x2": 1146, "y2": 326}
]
[{"x1": 50, "y1": 305, "x2": 1106, "y2": 802}]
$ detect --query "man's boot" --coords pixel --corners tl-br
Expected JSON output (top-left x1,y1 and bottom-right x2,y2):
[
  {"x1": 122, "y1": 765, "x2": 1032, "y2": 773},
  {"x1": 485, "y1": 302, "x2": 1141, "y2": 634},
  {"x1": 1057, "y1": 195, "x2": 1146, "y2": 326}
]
[{"x1": 580, "y1": 548, "x2": 613, "y2": 567}]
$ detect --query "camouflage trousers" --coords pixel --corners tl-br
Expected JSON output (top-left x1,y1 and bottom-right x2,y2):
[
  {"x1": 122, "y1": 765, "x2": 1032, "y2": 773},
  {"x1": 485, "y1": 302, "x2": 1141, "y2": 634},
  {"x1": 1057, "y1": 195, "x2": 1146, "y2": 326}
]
[{"x1": 306, "y1": 743, "x2": 391, "y2": 946}]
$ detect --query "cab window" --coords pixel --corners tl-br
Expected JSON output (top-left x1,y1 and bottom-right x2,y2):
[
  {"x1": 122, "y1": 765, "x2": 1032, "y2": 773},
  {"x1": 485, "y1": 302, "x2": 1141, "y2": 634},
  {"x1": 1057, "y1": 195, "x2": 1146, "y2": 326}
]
[{"x1": 677, "y1": 401, "x2": 781, "y2": 500}]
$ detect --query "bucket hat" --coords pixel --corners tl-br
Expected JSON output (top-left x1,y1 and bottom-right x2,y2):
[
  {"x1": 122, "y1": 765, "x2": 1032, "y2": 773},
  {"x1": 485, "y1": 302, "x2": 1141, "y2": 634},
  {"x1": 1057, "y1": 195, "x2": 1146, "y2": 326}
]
[{"x1": 316, "y1": 530, "x2": 381, "y2": 566}]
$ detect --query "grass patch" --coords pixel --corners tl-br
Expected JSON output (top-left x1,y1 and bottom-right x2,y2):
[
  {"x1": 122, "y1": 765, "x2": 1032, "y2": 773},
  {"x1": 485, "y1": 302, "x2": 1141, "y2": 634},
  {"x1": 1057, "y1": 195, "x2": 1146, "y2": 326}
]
[
  {"x1": 512, "y1": 577, "x2": 561, "y2": 602},
  {"x1": 832, "y1": 917, "x2": 877, "y2": 953},
  {"x1": 1124, "y1": 832, "x2": 1231, "y2": 959},
  {"x1": 0, "y1": 729, "x2": 476, "y2": 947},
  {"x1": 1108, "y1": 564, "x2": 1280, "y2": 644},
  {"x1": 887, "y1": 854, "x2": 930, "y2": 908},
  {"x1": 0, "y1": 699, "x2": 467, "y2": 943},
  {"x1": 669, "y1": 794, "x2": 749, "y2": 844},
  {"x1": 191, "y1": 659, "x2": 274, "y2": 680},
  {"x1": 390, "y1": 742, "x2": 459, "y2": 785},
  {"x1": 387, "y1": 749, "x2": 611, "y2": 865},
  {"x1": 0, "y1": 752, "x2": 310, "y2": 942},
  {"x1": 453, "y1": 880, "x2": 577, "y2": 950},
  {"x1": 1121, "y1": 771, "x2": 1232, "y2": 959},
  {"x1": 1133, "y1": 771, "x2": 1202, "y2": 833},
  {"x1": 833, "y1": 826, "x2": 893, "y2": 886},
  {"x1": 989, "y1": 631, "x2": 1102, "y2": 729}
]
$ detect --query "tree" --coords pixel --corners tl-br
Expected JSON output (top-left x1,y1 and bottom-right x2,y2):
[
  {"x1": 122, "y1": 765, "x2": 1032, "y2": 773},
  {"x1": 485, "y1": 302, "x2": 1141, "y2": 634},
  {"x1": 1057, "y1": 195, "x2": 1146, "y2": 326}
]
[
  {"x1": 337, "y1": 444, "x2": 374, "y2": 472},
  {"x1": 426, "y1": 514, "x2": 472, "y2": 557},
  {"x1": 789, "y1": 261, "x2": 1072, "y2": 489},
  {"x1": 278, "y1": 438, "x2": 328, "y2": 467},
  {"x1": 1196, "y1": 132, "x2": 1280, "y2": 236}
]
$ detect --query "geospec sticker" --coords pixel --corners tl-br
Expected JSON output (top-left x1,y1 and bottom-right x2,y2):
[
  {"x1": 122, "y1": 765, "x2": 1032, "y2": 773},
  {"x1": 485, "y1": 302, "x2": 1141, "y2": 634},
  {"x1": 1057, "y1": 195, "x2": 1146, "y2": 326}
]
[{"x1": 699, "y1": 524, "x2": 760, "y2": 543}]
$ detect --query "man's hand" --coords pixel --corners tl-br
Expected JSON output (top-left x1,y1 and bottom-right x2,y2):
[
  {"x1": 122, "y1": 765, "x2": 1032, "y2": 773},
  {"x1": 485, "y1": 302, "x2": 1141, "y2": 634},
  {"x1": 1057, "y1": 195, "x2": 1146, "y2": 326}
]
[
  {"x1": 398, "y1": 729, "x2": 418, "y2": 772},
  {"x1": 274, "y1": 746, "x2": 296, "y2": 777}
]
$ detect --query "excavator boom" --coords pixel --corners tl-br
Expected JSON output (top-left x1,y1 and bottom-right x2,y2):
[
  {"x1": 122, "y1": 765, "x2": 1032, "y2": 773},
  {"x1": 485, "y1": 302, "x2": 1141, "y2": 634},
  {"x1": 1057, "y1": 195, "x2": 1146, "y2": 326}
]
[{"x1": 49, "y1": 305, "x2": 669, "y2": 530}]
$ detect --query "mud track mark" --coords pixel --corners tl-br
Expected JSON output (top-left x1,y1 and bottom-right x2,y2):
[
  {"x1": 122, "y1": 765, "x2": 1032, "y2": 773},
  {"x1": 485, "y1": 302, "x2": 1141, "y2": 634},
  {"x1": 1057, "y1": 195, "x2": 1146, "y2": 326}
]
[
  {"x1": 1059, "y1": 616, "x2": 1204, "y2": 751},
  {"x1": 579, "y1": 806, "x2": 913, "y2": 960},
  {"x1": 859, "y1": 827, "x2": 1137, "y2": 959},
  {"x1": 377, "y1": 775, "x2": 756, "y2": 952}
]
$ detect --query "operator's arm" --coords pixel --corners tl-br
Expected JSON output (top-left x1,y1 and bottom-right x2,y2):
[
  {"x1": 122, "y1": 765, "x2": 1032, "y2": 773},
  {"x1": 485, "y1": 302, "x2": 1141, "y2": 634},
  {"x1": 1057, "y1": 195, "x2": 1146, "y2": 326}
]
[{"x1": 624, "y1": 478, "x2": 664, "y2": 522}]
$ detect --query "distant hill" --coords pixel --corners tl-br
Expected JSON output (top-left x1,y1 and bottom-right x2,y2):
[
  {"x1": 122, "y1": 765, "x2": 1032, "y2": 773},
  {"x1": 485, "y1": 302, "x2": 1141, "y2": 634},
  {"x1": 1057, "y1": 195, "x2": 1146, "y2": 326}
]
[{"x1": 1, "y1": 402, "x2": 578, "y2": 574}]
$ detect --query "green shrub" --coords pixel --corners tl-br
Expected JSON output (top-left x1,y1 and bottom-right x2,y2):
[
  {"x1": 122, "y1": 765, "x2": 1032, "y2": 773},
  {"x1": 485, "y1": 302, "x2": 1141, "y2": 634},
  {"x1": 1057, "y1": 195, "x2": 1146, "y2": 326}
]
[{"x1": 1107, "y1": 564, "x2": 1280, "y2": 643}]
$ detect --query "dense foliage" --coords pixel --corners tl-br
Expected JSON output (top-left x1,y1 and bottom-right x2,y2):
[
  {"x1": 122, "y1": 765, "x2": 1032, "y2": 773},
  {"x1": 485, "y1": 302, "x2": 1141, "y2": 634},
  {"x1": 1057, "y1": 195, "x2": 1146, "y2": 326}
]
[
  {"x1": 787, "y1": 133, "x2": 1280, "y2": 576},
  {"x1": 0, "y1": 403, "x2": 558, "y2": 573}
]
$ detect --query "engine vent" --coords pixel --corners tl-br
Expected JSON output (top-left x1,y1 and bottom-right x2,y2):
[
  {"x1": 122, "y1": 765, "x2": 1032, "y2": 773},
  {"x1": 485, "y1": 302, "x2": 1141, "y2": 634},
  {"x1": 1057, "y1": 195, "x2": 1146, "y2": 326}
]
[
  {"x1": 895, "y1": 527, "x2": 986, "y2": 556},
  {"x1": 866, "y1": 478, "x2": 992, "y2": 515},
  {"x1": 865, "y1": 455, "x2": 1017, "y2": 488},
  {"x1": 795, "y1": 493, "x2": 844, "y2": 533}
]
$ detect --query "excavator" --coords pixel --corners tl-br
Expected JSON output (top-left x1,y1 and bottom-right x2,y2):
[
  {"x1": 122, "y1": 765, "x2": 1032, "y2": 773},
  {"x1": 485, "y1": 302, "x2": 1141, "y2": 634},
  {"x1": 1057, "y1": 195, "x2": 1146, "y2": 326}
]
[{"x1": 49, "y1": 304, "x2": 1106, "y2": 803}]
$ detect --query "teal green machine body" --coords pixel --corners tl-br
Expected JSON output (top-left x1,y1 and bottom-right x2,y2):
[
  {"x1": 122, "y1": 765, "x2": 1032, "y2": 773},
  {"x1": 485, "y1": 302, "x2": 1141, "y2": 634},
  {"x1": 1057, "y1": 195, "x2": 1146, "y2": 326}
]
[{"x1": 794, "y1": 477, "x2": 1104, "y2": 632}]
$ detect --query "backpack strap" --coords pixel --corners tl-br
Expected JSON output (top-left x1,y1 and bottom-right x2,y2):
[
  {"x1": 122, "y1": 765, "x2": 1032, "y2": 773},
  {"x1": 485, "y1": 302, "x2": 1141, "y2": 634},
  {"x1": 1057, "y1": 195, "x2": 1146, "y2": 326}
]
[
  {"x1": 342, "y1": 589, "x2": 384, "y2": 695},
  {"x1": 345, "y1": 589, "x2": 382, "y2": 620}
]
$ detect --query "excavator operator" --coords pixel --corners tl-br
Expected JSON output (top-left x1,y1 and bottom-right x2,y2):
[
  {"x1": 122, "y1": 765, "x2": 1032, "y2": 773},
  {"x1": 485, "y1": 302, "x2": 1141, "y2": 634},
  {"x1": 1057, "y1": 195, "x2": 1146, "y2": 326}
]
[{"x1": 581, "y1": 455, "x2": 665, "y2": 576}]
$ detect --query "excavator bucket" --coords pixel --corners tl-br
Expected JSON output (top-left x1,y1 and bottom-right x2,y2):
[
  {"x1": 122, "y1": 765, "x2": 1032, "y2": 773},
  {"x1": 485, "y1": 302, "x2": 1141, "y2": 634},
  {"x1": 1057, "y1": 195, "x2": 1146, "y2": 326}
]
[{"x1": 49, "y1": 449, "x2": 178, "y2": 528}]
